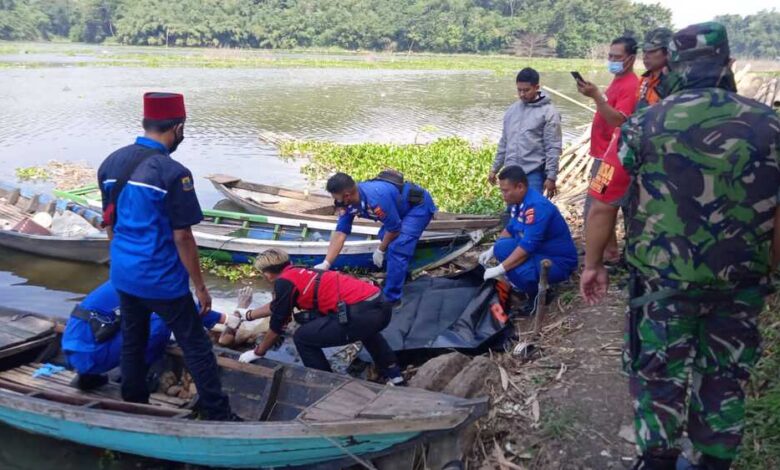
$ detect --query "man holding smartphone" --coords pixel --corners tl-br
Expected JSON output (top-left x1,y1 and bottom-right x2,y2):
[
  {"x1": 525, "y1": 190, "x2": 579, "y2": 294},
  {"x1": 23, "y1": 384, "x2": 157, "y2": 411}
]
[
  {"x1": 489, "y1": 67, "x2": 562, "y2": 198},
  {"x1": 576, "y1": 36, "x2": 640, "y2": 263}
]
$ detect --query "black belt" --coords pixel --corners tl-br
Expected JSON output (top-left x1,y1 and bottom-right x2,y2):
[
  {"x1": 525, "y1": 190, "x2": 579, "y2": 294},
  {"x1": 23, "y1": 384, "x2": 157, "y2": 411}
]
[
  {"x1": 70, "y1": 305, "x2": 121, "y2": 343},
  {"x1": 70, "y1": 305, "x2": 96, "y2": 321}
]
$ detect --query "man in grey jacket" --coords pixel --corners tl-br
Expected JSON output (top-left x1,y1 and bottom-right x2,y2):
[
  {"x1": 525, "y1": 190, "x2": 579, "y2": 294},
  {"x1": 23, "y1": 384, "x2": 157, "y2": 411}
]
[{"x1": 489, "y1": 68, "x2": 562, "y2": 198}]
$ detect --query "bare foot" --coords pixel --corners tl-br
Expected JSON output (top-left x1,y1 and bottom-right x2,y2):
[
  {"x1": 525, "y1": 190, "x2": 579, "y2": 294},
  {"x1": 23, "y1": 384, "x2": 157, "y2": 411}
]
[{"x1": 236, "y1": 286, "x2": 253, "y2": 309}]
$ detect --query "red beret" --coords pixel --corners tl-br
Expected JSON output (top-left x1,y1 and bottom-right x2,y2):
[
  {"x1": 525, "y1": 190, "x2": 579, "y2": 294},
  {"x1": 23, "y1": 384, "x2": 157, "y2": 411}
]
[{"x1": 143, "y1": 92, "x2": 186, "y2": 121}]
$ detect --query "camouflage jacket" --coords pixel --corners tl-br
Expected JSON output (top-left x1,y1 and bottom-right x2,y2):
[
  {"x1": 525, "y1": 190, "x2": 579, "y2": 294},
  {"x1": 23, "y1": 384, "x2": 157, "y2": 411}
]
[{"x1": 619, "y1": 87, "x2": 780, "y2": 290}]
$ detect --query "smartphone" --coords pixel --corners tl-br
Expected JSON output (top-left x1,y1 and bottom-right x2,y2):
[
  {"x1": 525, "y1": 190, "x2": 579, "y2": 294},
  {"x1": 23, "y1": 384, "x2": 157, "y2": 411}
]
[{"x1": 570, "y1": 71, "x2": 585, "y2": 84}]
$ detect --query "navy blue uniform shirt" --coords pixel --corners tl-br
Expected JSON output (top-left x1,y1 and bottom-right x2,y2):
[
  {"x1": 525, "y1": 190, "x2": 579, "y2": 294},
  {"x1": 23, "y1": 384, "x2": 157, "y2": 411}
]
[
  {"x1": 335, "y1": 180, "x2": 436, "y2": 235},
  {"x1": 97, "y1": 137, "x2": 203, "y2": 299},
  {"x1": 505, "y1": 188, "x2": 577, "y2": 263}
]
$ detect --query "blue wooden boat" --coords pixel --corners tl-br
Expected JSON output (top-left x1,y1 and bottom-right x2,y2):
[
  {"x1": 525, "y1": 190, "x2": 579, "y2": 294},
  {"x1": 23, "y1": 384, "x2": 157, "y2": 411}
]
[
  {"x1": 0, "y1": 308, "x2": 487, "y2": 468},
  {"x1": 56, "y1": 185, "x2": 484, "y2": 272}
]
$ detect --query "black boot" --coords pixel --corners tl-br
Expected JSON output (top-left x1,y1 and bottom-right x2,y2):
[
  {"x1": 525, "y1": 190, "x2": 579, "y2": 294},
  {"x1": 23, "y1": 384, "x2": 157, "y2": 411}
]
[
  {"x1": 631, "y1": 452, "x2": 678, "y2": 470},
  {"x1": 72, "y1": 374, "x2": 108, "y2": 391},
  {"x1": 700, "y1": 455, "x2": 732, "y2": 470}
]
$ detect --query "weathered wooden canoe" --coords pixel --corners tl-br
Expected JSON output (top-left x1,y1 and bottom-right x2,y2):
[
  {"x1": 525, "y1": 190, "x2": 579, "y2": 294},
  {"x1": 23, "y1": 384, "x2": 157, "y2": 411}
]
[
  {"x1": 0, "y1": 308, "x2": 487, "y2": 468},
  {"x1": 207, "y1": 174, "x2": 502, "y2": 231},
  {"x1": 196, "y1": 208, "x2": 484, "y2": 271},
  {"x1": 56, "y1": 186, "x2": 484, "y2": 271},
  {"x1": 0, "y1": 185, "x2": 109, "y2": 264}
]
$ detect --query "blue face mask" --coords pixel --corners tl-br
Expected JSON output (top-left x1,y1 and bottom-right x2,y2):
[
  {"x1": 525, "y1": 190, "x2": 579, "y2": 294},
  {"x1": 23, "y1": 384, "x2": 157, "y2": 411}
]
[{"x1": 607, "y1": 60, "x2": 624, "y2": 74}]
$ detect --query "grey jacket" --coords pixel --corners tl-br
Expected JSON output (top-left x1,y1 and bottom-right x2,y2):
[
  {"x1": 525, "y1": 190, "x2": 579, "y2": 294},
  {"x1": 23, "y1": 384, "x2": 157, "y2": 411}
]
[{"x1": 492, "y1": 95, "x2": 562, "y2": 181}]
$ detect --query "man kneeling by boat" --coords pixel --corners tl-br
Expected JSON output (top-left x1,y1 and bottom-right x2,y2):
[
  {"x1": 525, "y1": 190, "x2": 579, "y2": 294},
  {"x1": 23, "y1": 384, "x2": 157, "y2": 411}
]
[
  {"x1": 479, "y1": 165, "x2": 578, "y2": 310},
  {"x1": 62, "y1": 281, "x2": 245, "y2": 390},
  {"x1": 238, "y1": 248, "x2": 406, "y2": 385}
]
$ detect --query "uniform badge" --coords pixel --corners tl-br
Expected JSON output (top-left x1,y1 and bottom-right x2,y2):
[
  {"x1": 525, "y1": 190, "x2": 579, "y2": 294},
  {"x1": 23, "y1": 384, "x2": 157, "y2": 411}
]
[
  {"x1": 371, "y1": 205, "x2": 386, "y2": 219},
  {"x1": 181, "y1": 176, "x2": 194, "y2": 192},
  {"x1": 525, "y1": 208, "x2": 535, "y2": 224}
]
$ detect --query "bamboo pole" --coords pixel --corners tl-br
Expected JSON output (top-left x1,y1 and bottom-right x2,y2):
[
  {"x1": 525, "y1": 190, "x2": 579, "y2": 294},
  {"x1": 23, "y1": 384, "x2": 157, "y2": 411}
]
[{"x1": 542, "y1": 85, "x2": 596, "y2": 114}]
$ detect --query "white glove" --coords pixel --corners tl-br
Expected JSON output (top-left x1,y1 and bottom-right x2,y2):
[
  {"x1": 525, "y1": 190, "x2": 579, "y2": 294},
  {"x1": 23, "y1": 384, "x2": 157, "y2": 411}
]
[
  {"x1": 235, "y1": 308, "x2": 253, "y2": 321},
  {"x1": 239, "y1": 350, "x2": 262, "y2": 363},
  {"x1": 478, "y1": 247, "x2": 494, "y2": 266},
  {"x1": 483, "y1": 264, "x2": 506, "y2": 281},
  {"x1": 372, "y1": 248, "x2": 385, "y2": 268},
  {"x1": 313, "y1": 260, "x2": 331, "y2": 271},
  {"x1": 224, "y1": 312, "x2": 241, "y2": 329}
]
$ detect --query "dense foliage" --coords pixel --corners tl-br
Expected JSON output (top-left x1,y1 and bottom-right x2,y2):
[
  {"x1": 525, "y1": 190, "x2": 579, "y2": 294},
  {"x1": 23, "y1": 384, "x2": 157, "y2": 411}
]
[
  {"x1": 281, "y1": 137, "x2": 504, "y2": 214},
  {"x1": 1, "y1": 0, "x2": 676, "y2": 58},
  {"x1": 716, "y1": 10, "x2": 780, "y2": 60}
]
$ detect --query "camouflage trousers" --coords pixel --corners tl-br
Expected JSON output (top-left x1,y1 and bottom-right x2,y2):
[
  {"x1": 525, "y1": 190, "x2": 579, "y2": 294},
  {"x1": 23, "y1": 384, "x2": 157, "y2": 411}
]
[{"x1": 624, "y1": 277, "x2": 765, "y2": 460}]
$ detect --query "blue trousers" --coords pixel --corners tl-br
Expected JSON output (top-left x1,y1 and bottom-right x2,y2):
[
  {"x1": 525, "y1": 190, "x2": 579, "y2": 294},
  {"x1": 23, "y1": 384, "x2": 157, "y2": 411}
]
[
  {"x1": 526, "y1": 169, "x2": 545, "y2": 194},
  {"x1": 494, "y1": 238, "x2": 575, "y2": 294},
  {"x1": 381, "y1": 207, "x2": 434, "y2": 302},
  {"x1": 118, "y1": 291, "x2": 231, "y2": 420}
]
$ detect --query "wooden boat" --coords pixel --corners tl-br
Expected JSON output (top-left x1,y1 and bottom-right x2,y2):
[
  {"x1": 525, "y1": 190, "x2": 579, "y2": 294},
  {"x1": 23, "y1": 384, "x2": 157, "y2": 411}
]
[
  {"x1": 0, "y1": 184, "x2": 109, "y2": 264},
  {"x1": 55, "y1": 186, "x2": 484, "y2": 272},
  {"x1": 207, "y1": 174, "x2": 502, "y2": 231},
  {"x1": 0, "y1": 308, "x2": 487, "y2": 468}
]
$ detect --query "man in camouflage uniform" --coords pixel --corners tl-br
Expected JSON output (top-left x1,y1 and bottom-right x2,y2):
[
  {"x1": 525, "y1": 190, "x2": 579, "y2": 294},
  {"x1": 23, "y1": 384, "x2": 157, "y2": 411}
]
[{"x1": 581, "y1": 22, "x2": 780, "y2": 470}]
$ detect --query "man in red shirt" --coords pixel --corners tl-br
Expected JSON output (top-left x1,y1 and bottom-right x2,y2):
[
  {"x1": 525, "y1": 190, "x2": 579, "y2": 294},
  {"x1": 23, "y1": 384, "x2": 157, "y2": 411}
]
[
  {"x1": 237, "y1": 248, "x2": 405, "y2": 385},
  {"x1": 577, "y1": 36, "x2": 640, "y2": 262}
]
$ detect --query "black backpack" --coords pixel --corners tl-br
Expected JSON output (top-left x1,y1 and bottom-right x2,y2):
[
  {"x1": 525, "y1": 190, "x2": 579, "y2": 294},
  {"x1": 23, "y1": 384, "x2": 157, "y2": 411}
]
[{"x1": 373, "y1": 170, "x2": 424, "y2": 206}]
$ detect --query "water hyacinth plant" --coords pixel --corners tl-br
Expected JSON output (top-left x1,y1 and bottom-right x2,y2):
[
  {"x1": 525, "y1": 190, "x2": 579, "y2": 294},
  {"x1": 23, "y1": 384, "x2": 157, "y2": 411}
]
[{"x1": 280, "y1": 137, "x2": 504, "y2": 215}]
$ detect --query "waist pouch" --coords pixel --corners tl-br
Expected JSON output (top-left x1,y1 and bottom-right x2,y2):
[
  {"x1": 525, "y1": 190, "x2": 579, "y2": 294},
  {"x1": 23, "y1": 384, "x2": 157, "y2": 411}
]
[
  {"x1": 71, "y1": 305, "x2": 121, "y2": 343},
  {"x1": 294, "y1": 302, "x2": 350, "y2": 326}
]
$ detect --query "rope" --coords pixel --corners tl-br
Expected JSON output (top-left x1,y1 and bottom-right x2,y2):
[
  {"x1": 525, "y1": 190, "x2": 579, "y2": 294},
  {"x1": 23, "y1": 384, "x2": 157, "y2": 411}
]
[{"x1": 294, "y1": 417, "x2": 379, "y2": 470}]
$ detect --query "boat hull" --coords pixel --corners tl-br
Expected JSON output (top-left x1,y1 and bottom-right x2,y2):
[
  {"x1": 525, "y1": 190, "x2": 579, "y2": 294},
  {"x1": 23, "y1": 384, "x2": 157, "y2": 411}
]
[
  {"x1": 0, "y1": 394, "x2": 421, "y2": 468},
  {"x1": 0, "y1": 230, "x2": 109, "y2": 264},
  {"x1": 207, "y1": 174, "x2": 501, "y2": 231}
]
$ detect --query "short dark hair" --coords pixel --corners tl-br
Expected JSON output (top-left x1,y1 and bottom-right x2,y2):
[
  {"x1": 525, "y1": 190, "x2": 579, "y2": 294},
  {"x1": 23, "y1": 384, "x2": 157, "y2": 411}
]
[
  {"x1": 262, "y1": 260, "x2": 291, "y2": 275},
  {"x1": 498, "y1": 165, "x2": 528, "y2": 185},
  {"x1": 142, "y1": 117, "x2": 185, "y2": 133},
  {"x1": 516, "y1": 67, "x2": 540, "y2": 85},
  {"x1": 611, "y1": 36, "x2": 638, "y2": 55},
  {"x1": 326, "y1": 172, "x2": 356, "y2": 194}
]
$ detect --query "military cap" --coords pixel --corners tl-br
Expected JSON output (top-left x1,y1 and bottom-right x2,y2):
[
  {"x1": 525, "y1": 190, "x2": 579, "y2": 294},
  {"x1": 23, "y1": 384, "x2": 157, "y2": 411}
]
[
  {"x1": 669, "y1": 22, "x2": 730, "y2": 64},
  {"x1": 642, "y1": 27, "x2": 673, "y2": 52}
]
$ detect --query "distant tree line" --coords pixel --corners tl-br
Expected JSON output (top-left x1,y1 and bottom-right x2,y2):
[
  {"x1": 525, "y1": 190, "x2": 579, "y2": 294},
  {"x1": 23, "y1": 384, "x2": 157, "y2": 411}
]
[
  {"x1": 716, "y1": 10, "x2": 780, "y2": 60},
  {"x1": 29, "y1": 0, "x2": 780, "y2": 59}
]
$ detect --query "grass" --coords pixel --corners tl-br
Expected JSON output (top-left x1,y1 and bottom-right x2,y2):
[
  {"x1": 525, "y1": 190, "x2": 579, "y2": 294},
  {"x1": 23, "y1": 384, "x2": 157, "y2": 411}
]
[
  {"x1": 15, "y1": 166, "x2": 49, "y2": 181},
  {"x1": 199, "y1": 256, "x2": 258, "y2": 282},
  {"x1": 280, "y1": 137, "x2": 505, "y2": 214},
  {"x1": 0, "y1": 41, "x2": 601, "y2": 73},
  {"x1": 735, "y1": 293, "x2": 780, "y2": 469}
]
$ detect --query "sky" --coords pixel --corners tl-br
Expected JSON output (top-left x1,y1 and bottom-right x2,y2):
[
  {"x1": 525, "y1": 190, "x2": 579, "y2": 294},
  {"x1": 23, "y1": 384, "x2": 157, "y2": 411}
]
[{"x1": 637, "y1": 0, "x2": 776, "y2": 28}]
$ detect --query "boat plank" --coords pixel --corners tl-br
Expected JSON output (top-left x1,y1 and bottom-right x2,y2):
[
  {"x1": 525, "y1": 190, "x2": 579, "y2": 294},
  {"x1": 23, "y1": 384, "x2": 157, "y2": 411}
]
[
  {"x1": 357, "y1": 388, "x2": 456, "y2": 419},
  {"x1": 14, "y1": 365, "x2": 187, "y2": 408}
]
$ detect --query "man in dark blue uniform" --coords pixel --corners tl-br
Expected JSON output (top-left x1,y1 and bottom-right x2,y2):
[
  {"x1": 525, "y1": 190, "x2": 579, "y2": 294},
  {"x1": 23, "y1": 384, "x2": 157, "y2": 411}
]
[
  {"x1": 314, "y1": 172, "x2": 437, "y2": 304},
  {"x1": 480, "y1": 166, "x2": 577, "y2": 299},
  {"x1": 61, "y1": 281, "x2": 227, "y2": 390},
  {"x1": 97, "y1": 92, "x2": 234, "y2": 420}
]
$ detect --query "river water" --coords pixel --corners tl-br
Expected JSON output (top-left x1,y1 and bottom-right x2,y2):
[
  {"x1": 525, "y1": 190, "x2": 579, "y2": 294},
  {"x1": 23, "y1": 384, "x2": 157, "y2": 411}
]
[{"x1": 0, "y1": 45, "x2": 599, "y2": 468}]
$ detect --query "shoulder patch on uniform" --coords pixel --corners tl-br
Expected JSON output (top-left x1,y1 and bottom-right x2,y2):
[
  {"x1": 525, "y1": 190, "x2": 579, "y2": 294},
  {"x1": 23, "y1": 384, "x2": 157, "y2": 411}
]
[
  {"x1": 372, "y1": 205, "x2": 386, "y2": 219},
  {"x1": 181, "y1": 176, "x2": 194, "y2": 191},
  {"x1": 525, "y1": 208, "x2": 535, "y2": 224}
]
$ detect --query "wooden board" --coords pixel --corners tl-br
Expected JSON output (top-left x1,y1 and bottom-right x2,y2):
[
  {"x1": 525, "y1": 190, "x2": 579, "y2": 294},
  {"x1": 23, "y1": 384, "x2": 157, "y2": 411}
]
[
  {"x1": 0, "y1": 364, "x2": 188, "y2": 409},
  {"x1": 299, "y1": 381, "x2": 380, "y2": 422},
  {"x1": 0, "y1": 313, "x2": 55, "y2": 351},
  {"x1": 357, "y1": 387, "x2": 457, "y2": 420}
]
